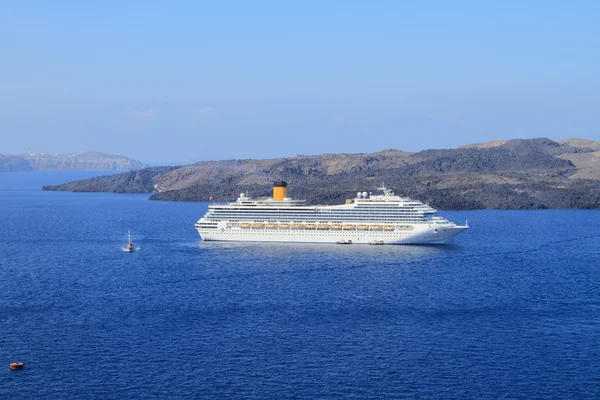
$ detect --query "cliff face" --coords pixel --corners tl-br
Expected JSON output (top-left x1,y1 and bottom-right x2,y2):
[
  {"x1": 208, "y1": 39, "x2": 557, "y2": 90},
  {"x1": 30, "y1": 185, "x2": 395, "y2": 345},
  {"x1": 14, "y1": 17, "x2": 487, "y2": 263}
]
[
  {"x1": 0, "y1": 154, "x2": 34, "y2": 172},
  {"x1": 0, "y1": 151, "x2": 144, "y2": 172},
  {"x1": 151, "y1": 150, "x2": 416, "y2": 191},
  {"x1": 43, "y1": 166, "x2": 178, "y2": 193},
  {"x1": 42, "y1": 138, "x2": 600, "y2": 210}
]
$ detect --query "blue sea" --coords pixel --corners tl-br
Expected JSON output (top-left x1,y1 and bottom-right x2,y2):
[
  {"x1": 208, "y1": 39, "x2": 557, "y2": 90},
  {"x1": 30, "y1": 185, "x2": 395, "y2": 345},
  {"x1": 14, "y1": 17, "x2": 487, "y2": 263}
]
[{"x1": 1, "y1": 172, "x2": 599, "y2": 399}]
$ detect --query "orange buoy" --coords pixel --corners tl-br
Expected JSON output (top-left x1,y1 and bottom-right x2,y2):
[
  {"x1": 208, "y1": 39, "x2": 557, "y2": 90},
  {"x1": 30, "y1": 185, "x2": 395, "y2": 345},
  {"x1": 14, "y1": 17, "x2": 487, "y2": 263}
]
[{"x1": 9, "y1": 362, "x2": 24, "y2": 370}]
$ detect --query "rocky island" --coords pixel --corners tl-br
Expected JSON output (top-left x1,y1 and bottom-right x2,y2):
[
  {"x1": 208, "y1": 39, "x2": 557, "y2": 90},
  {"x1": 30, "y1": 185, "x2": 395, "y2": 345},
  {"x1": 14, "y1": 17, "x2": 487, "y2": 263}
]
[
  {"x1": 43, "y1": 138, "x2": 600, "y2": 210},
  {"x1": 0, "y1": 151, "x2": 144, "y2": 172}
]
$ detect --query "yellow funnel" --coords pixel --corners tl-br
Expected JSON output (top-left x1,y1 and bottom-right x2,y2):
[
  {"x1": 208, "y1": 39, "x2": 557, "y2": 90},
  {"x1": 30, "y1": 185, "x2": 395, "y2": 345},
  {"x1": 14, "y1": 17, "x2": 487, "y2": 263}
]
[{"x1": 273, "y1": 181, "x2": 288, "y2": 201}]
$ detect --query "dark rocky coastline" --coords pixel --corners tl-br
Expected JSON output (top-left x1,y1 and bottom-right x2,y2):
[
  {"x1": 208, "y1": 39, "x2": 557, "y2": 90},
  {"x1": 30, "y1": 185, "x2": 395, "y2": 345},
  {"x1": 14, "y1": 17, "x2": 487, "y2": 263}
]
[{"x1": 42, "y1": 138, "x2": 600, "y2": 210}]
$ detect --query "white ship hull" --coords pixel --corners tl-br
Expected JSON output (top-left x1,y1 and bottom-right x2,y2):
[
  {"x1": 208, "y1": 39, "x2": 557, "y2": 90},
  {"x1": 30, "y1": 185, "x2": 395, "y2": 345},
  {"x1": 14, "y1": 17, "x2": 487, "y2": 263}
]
[
  {"x1": 195, "y1": 183, "x2": 468, "y2": 245},
  {"x1": 196, "y1": 224, "x2": 466, "y2": 245}
]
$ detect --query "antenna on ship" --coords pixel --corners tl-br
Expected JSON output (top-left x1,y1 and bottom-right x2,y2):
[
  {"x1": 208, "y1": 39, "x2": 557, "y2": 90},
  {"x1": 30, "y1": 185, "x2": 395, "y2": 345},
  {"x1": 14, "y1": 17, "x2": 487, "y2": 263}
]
[{"x1": 377, "y1": 183, "x2": 393, "y2": 197}]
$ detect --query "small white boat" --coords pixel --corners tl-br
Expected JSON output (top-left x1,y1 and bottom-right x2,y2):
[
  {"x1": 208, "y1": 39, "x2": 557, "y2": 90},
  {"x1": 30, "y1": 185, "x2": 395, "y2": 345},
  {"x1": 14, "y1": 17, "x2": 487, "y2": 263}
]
[
  {"x1": 122, "y1": 231, "x2": 136, "y2": 252},
  {"x1": 336, "y1": 240, "x2": 352, "y2": 245},
  {"x1": 9, "y1": 362, "x2": 24, "y2": 370},
  {"x1": 369, "y1": 240, "x2": 384, "y2": 245}
]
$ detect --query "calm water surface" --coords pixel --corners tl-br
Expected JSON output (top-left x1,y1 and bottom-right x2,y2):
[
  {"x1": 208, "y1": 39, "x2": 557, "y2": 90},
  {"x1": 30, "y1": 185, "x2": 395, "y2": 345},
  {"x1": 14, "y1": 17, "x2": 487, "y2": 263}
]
[{"x1": 1, "y1": 172, "x2": 599, "y2": 399}]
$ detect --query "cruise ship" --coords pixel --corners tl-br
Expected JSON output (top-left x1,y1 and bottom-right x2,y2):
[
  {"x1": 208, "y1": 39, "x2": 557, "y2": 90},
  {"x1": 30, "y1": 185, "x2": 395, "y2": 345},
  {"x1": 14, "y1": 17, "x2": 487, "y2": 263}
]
[{"x1": 195, "y1": 181, "x2": 468, "y2": 244}]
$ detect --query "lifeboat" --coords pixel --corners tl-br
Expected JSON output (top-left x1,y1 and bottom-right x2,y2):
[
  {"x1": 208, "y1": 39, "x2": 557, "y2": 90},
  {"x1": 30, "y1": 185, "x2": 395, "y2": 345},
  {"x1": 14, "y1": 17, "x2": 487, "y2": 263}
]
[
  {"x1": 369, "y1": 225, "x2": 382, "y2": 230},
  {"x1": 330, "y1": 224, "x2": 342, "y2": 230},
  {"x1": 369, "y1": 240, "x2": 384, "y2": 245},
  {"x1": 265, "y1": 223, "x2": 278, "y2": 229},
  {"x1": 279, "y1": 223, "x2": 290, "y2": 229},
  {"x1": 305, "y1": 224, "x2": 316, "y2": 229},
  {"x1": 240, "y1": 223, "x2": 251, "y2": 228},
  {"x1": 317, "y1": 224, "x2": 330, "y2": 230},
  {"x1": 291, "y1": 223, "x2": 304, "y2": 229},
  {"x1": 384, "y1": 225, "x2": 395, "y2": 231},
  {"x1": 357, "y1": 225, "x2": 369, "y2": 230},
  {"x1": 343, "y1": 224, "x2": 356, "y2": 229},
  {"x1": 251, "y1": 223, "x2": 264, "y2": 228},
  {"x1": 9, "y1": 362, "x2": 24, "y2": 370}
]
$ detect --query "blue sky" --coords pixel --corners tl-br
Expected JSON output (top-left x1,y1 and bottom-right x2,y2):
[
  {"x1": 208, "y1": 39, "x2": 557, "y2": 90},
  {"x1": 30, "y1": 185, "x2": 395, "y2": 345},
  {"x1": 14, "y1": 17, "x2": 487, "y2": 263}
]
[{"x1": 2, "y1": 1, "x2": 599, "y2": 164}]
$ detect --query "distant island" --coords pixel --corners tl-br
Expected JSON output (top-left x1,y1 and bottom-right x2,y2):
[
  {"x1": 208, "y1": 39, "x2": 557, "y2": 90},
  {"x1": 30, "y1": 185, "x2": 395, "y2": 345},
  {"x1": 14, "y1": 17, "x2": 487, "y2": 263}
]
[
  {"x1": 0, "y1": 151, "x2": 144, "y2": 172},
  {"x1": 43, "y1": 138, "x2": 600, "y2": 210}
]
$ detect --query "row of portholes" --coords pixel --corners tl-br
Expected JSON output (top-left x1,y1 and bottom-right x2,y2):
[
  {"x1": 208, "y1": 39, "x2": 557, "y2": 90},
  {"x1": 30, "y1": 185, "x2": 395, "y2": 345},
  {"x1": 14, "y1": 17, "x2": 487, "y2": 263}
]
[{"x1": 212, "y1": 231, "x2": 411, "y2": 236}]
